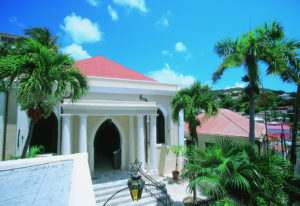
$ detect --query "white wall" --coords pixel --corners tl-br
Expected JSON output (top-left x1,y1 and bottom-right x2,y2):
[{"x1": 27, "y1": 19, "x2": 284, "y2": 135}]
[
  {"x1": 0, "y1": 92, "x2": 5, "y2": 160},
  {"x1": 15, "y1": 105, "x2": 29, "y2": 156}
]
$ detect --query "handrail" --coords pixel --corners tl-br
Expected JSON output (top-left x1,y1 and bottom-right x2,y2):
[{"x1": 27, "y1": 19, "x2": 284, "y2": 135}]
[
  {"x1": 130, "y1": 159, "x2": 172, "y2": 206},
  {"x1": 103, "y1": 159, "x2": 172, "y2": 206}
]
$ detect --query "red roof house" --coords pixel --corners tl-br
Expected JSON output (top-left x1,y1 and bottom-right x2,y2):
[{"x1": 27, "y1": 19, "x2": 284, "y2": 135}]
[
  {"x1": 75, "y1": 55, "x2": 156, "y2": 82},
  {"x1": 184, "y1": 109, "x2": 266, "y2": 139}
]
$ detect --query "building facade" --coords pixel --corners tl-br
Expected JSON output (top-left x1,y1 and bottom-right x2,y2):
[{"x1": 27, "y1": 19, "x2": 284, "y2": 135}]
[{"x1": 1, "y1": 55, "x2": 184, "y2": 175}]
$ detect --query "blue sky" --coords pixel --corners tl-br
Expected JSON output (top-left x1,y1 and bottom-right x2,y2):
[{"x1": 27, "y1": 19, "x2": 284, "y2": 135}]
[{"x1": 1, "y1": 0, "x2": 300, "y2": 92}]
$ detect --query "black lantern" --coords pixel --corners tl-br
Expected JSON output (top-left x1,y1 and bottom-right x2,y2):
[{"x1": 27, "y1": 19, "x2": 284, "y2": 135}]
[{"x1": 127, "y1": 174, "x2": 145, "y2": 201}]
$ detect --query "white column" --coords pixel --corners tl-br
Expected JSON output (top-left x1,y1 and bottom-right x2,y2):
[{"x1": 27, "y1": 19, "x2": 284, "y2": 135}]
[
  {"x1": 79, "y1": 115, "x2": 87, "y2": 153},
  {"x1": 149, "y1": 115, "x2": 157, "y2": 173},
  {"x1": 129, "y1": 116, "x2": 135, "y2": 166},
  {"x1": 178, "y1": 109, "x2": 184, "y2": 170},
  {"x1": 137, "y1": 115, "x2": 145, "y2": 170},
  {"x1": 62, "y1": 115, "x2": 71, "y2": 155},
  {"x1": 178, "y1": 109, "x2": 184, "y2": 147}
]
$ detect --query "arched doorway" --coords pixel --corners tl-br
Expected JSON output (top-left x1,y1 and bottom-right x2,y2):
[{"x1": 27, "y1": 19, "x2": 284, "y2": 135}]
[
  {"x1": 94, "y1": 119, "x2": 121, "y2": 171},
  {"x1": 157, "y1": 109, "x2": 165, "y2": 144},
  {"x1": 30, "y1": 112, "x2": 58, "y2": 153}
]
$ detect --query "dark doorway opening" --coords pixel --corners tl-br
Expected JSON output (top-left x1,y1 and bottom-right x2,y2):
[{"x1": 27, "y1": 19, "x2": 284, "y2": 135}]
[
  {"x1": 31, "y1": 112, "x2": 58, "y2": 153},
  {"x1": 94, "y1": 119, "x2": 121, "y2": 171},
  {"x1": 157, "y1": 109, "x2": 165, "y2": 144}
]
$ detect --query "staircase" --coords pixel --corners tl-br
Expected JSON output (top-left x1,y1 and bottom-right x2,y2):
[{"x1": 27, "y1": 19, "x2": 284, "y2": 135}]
[{"x1": 93, "y1": 178, "x2": 171, "y2": 206}]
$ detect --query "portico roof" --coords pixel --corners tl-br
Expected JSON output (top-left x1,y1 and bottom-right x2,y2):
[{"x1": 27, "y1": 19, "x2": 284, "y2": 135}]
[
  {"x1": 76, "y1": 55, "x2": 156, "y2": 82},
  {"x1": 62, "y1": 100, "x2": 158, "y2": 116}
]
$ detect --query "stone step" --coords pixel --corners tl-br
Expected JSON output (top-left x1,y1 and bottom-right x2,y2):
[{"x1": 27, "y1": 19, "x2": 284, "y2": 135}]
[
  {"x1": 93, "y1": 179, "x2": 128, "y2": 192},
  {"x1": 97, "y1": 190, "x2": 169, "y2": 206},
  {"x1": 93, "y1": 174, "x2": 171, "y2": 206},
  {"x1": 95, "y1": 186, "x2": 159, "y2": 203}
]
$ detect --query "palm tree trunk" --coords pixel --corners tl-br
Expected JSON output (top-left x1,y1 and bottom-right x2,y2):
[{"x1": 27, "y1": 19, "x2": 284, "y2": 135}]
[
  {"x1": 281, "y1": 123, "x2": 287, "y2": 159},
  {"x1": 189, "y1": 122, "x2": 198, "y2": 205},
  {"x1": 263, "y1": 87, "x2": 269, "y2": 152},
  {"x1": 193, "y1": 186, "x2": 197, "y2": 205},
  {"x1": 249, "y1": 88, "x2": 256, "y2": 146},
  {"x1": 291, "y1": 84, "x2": 300, "y2": 165},
  {"x1": 189, "y1": 122, "x2": 198, "y2": 146},
  {"x1": 21, "y1": 119, "x2": 34, "y2": 158}
]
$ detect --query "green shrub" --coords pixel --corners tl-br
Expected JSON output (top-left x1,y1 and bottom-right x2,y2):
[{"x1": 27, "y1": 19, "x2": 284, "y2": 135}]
[{"x1": 26, "y1": 145, "x2": 45, "y2": 158}]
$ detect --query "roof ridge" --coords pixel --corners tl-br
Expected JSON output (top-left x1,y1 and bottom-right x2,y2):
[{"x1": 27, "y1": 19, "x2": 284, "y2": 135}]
[
  {"x1": 220, "y1": 109, "x2": 249, "y2": 135},
  {"x1": 75, "y1": 55, "x2": 156, "y2": 82}
]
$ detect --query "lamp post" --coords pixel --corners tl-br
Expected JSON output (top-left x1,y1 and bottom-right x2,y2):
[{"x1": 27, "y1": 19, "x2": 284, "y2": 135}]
[{"x1": 127, "y1": 174, "x2": 145, "y2": 201}]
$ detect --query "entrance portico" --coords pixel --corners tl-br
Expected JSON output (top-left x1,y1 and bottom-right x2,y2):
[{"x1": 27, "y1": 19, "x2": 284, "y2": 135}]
[{"x1": 61, "y1": 99, "x2": 159, "y2": 173}]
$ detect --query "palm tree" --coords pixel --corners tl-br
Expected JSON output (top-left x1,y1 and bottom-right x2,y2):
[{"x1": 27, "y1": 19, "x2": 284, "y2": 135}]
[
  {"x1": 172, "y1": 81, "x2": 218, "y2": 205},
  {"x1": 183, "y1": 138, "x2": 300, "y2": 205},
  {"x1": 268, "y1": 38, "x2": 300, "y2": 166},
  {"x1": 0, "y1": 38, "x2": 88, "y2": 158},
  {"x1": 24, "y1": 27, "x2": 61, "y2": 53},
  {"x1": 172, "y1": 81, "x2": 218, "y2": 146},
  {"x1": 213, "y1": 21, "x2": 286, "y2": 146},
  {"x1": 182, "y1": 138, "x2": 258, "y2": 205}
]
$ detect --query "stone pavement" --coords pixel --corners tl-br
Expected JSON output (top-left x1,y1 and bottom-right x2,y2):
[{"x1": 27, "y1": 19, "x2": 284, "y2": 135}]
[{"x1": 159, "y1": 175, "x2": 208, "y2": 206}]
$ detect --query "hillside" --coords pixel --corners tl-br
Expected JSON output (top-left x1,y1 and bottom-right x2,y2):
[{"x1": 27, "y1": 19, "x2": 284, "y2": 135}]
[{"x1": 212, "y1": 87, "x2": 295, "y2": 114}]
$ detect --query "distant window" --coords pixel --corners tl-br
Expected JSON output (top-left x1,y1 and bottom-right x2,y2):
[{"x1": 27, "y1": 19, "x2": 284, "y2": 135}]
[
  {"x1": 156, "y1": 109, "x2": 165, "y2": 144},
  {"x1": 1, "y1": 36, "x2": 16, "y2": 45}
]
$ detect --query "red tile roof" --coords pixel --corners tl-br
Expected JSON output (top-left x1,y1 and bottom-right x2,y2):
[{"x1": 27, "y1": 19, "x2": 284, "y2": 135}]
[
  {"x1": 184, "y1": 109, "x2": 266, "y2": 139},
  {"x1": 75, "y1": 55, "x2": 156, "y2": 82}
]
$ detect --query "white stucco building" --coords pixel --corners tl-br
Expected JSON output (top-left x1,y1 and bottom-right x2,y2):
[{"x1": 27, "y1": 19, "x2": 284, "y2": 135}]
[{"x1": 0, "y1": 55, "x2": 184, "y2": 175}]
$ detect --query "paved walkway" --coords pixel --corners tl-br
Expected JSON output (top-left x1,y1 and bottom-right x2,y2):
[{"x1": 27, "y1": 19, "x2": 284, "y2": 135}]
[{"x1": 159, "y1": 174, "x2": 208, "y2": 206}]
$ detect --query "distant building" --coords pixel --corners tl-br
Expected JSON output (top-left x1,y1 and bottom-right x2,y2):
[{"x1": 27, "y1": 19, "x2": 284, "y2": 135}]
[
  {"x1": 184, "y1": 109, "x2": 266, "y2": 151},
  {"x1": 0, "y1": 32, "x2": 22, "y2": 48},
  {"x1": 279, "y1": 93, "x2": 293, "y2": 100}
]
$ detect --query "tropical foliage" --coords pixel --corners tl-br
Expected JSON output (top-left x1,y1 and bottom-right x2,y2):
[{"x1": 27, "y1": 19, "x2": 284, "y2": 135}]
[
  {"x1": 268, "y1": 38, "x2": 300, "y2": 166},
  {"x1": 7, "y1": 145, "x2": 45, "y2": 160},
  {"x1": 24, "y1": 27, "x2": 61, "y2": 52},
  {"x1": 212, "y1": 21, "x2": 288, "y2": 146},
  {"x1": 0, "y1": 28, "x2": 89, "y2": 158},
  {"x1": 182, "y1": 138, "x2": 300, "y2": 205},
  {"x1": 233, "y1": 90, "x2": 286, "y2": 114},
  {"x1": 172, "y1": 81, "x2": 218, "y2": 146},
  {"x1": 168, "y1": 145, "x2": 185, "y2": 171},
  {"x1": 172, "y1": 81, "x2": 218, "y2": 204}
]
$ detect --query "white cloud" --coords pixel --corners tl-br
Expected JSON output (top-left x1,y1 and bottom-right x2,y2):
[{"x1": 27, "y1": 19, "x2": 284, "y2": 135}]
[
  {"x1": 9, "y1": 16, "x2": 25, "y2": 28},
  {"x1": 86, "y1": 0, "x2": 100, "y2": 6},
  {"x1": 175, "y1": 41, "x2": 187, "y2": 52},
  {"x1": 155, "y1": 14, "x2": 169, "y2": 30},
  {"x1": 148, "y1": 63, "x2": 195, "y2": 88},
  {"x1": 108, "y1": 5, "x2": 119, "y2": 21},
  {"x1": 113, "y1": 0, "x2": 148, "y2": 13},
  {"x1": 62, "y1": 44, "x2": 91, "y2": 61},
  {"x1": 225, "y1": 82, "x2": 246, "y2": 89},
  {"x1": 185, "y1": 53, "x2": 192, "y2": 60},
  {"x1": 161, "y1": 50, "x2": 172, "y2": 57},
  {"x1": 60, "y1": 13, "x2": 102, "y2": 44}
]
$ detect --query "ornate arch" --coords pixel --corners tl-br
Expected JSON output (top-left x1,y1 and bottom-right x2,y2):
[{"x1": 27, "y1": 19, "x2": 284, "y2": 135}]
[
  {"x1": 88, "y1": 116, "x2": 126, "y2": 173},
  {"x1": 157, "y1": 103, "x2": 168, "y2": 144}
]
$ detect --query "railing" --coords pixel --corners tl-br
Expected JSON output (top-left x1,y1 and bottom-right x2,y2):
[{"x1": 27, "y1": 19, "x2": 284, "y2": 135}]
[
  {"x1": 130, "y1": 159, "x2": 172, "y2": 206},
  {"x1": 103, "y1": 160, "x2": 172, "y2": 206}
]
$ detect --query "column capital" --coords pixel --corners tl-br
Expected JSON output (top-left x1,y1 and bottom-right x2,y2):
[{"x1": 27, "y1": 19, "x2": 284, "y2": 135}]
[
  {"x1": 78, "y1": 114, "x2": 88, "y2": 118},
  {"x1": 61, "y1": 114, "x2": 72, "y2": 119}
]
